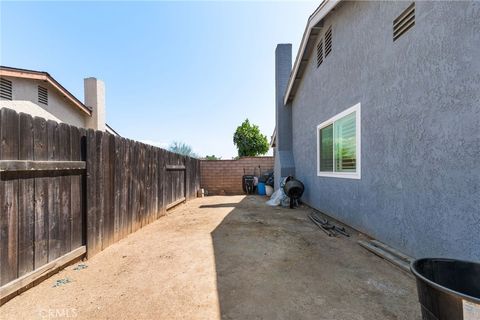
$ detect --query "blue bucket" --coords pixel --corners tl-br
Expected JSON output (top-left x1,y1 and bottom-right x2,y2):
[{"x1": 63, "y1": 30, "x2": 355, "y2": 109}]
[{"x1": 257, "y1": 182, "x2": 266, "y2": 195}]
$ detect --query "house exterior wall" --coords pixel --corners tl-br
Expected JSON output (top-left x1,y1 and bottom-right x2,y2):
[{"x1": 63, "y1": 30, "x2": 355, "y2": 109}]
[
  {"x1": 0, "y1": 76, "x2": 87, "y2": 128},
  {"x1": 201, "y1": 157, "x2": 274, "y2": 195},
  {"x1": 290, "y1": 1, "x2": 480, "y2": 260}
]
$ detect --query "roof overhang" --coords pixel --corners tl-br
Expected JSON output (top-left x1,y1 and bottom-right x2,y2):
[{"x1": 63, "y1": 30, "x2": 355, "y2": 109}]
[
  {"x1": 270, "y1": 127, "x2": 276, "y2": 148},
  {"x1": 283, "y1": 0, "x2": 341, "y2": 105},
  {"x1": 106, "y1": 123, "x2": 120, "y2": 136},
  {"x1": 0, "y1": 66, "x2": 92, "y2": 116}
]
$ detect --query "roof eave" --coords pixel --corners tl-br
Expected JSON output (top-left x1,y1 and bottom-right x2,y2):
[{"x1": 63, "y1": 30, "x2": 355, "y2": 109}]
[
  {"x1": 0, "y1": 66, "x2": 92, "y2": 116},
  {"x1": 283, "y1": 0, "x2": 341, "y2": 106},
  {"x1": 270, "y1": 127, "x2": 277, "y2": 147},
  {"x1": 106, "y1": 123, "x2": 120, "y2": 136}
]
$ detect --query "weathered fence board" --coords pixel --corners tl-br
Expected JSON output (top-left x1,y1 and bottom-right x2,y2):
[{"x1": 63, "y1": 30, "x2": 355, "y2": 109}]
[
  {"x1": 58, "y1": 123, "x2": 71, "y2": 258},
  {"x1": 157, "y1": 148, "x2": 164, "y2": 217},
  {"x1": 0, "y1": 108, "x2": 19, "y2": 285},
  {"x1": 86, "y1": 129, "x2": 98, "y2": 257},
  {"x1": 0, "y1": 246, "x2": 86, "y2": 300},
  {"x1": 113, "y1": 138, "x2": 121, "y2": 243},
  {"x1": 126, "y1": 140, "x2": 134, "y2": 234},
  {"x1": 94, "y1": 131, "x2": 104, "y2": 254},
  {"x1": 33, "y1": 116, "x2": 49, "y2": 270},
  {"x1": 70, "y1": 127, "x2": 84, "y2": 250},
  {"x1": 18, "y1": 113, "x2": 34, "y2": 277},
  {"x1": 0, "y1": 160, "x2": 85, "y2": 172},
  {"x1": 47, "y1": 120, "x2": 60, "y2": 262}
]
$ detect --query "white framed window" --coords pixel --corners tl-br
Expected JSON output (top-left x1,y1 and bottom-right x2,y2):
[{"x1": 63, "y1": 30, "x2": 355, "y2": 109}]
[{"x1": 316, "y1": 103, "x2": 361, "y2": 179}]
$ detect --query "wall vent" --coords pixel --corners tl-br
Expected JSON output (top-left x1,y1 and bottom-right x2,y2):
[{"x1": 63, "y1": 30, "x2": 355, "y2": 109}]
[
  {"x1": 0, "y1": 78, "x2": 13, "y2": 100},
  {"x1": 38, "y1": 86, "x2": 48, "y2": 105},
  {"x1": 325, "y1": 26, "x2": 332, "y2": 57},
  {"x1": 393, "y1": 3, "x2": 415, "y2": 41},
  {"x1": 317, "y1": 40, "x2": 324, "y2": 68}
]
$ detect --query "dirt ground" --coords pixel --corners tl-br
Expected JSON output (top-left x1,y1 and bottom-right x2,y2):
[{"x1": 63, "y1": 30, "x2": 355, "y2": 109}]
[{"x1": 1, "y1": 196, "x2": 420, "y2": 320}]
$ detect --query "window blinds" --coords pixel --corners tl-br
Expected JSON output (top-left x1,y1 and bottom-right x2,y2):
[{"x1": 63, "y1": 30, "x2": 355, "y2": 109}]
[
  {"x1": 334, "y1": 112, "x2": 356, "y2": 172},
  {"x1": 319, "y1": 124, "x2": 333, "y2": 171},
  {"x1": 318, "y1": 111, "x2": 357, "y2": 173}
]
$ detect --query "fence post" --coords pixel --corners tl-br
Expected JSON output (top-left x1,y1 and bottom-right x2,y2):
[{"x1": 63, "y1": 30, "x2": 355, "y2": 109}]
[{"x1": 85, "y1": 129, "x2": 97, "y2": 258}]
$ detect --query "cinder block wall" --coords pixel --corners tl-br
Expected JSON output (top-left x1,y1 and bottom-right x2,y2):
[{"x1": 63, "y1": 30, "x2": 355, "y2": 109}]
[{"x1": 200, "y1": 157, "x2": 274, "y2": 195}]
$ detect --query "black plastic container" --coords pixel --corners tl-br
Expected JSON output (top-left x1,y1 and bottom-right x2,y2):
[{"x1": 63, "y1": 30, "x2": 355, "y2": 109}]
[
  {"x1": 283, "y1": 178, "x2": 304, "y2": 209},
  {"x1": 411, "y1": 258, "x2": 480, "y2": 320},
  {"x1": 242, "y1": 175, "x2": 255, "y2": 194}
]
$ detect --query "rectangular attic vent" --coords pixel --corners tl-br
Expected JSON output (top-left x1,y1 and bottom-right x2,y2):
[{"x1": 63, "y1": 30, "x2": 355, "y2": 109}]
[
  {"x1": 38, "y1": 86, "x2": 48, "y2": 105},
  {"x1": 325, "y1": 26, "x2": 332, "y2": 57},
  {"x1": 317, "y1": 40, "x2": 324, "y2": 68},
  {"x1": 393, "y1": 3, "x2": 415, "y2": 41},
  {"x1": 0, "y1": 78, "x2": 12, "y2": 100}
]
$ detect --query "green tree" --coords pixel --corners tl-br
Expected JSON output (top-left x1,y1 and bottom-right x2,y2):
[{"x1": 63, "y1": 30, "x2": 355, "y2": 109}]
[
  {"x1": 204, "y1": 155, "x2": 221, "y2": 160},
  {"x1": 168, "y1": 141, "x2": 198, "y2": 158},
  {"x1": 233, "y1": 119, "x2": 269, "y2": 157}
]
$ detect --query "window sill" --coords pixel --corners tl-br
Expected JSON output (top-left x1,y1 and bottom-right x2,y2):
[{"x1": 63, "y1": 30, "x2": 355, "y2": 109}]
[{"x1": 317, "y1": 172, "x2": 361, "y2": 180}]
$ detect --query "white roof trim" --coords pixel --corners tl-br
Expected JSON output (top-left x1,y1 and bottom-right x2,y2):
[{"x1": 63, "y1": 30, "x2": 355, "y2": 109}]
[
  {"x1": 270, "y1": 126, "x2": 277, "y2": 147},
  {"x1": 283, "y1": 0, "x2": 341, "y2": 105}
]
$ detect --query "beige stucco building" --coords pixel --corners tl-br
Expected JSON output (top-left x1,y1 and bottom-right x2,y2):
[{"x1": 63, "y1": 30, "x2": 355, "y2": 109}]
[{"x1": 0, "y1": 66, "x2": 117, "y2": 135}]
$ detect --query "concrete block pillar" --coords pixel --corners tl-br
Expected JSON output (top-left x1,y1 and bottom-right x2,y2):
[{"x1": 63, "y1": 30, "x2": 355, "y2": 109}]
[{"x1": 84, "y1": 77, "x2": 106, "y2": 131}]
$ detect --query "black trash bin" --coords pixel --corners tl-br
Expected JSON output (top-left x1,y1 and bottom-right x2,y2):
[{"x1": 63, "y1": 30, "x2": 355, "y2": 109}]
[
  {"x1": 283, "y1": 178, "x2": 304, "y2": 209},
  {"x1": 411, "y1": 258, "x2": 480, "y2": 320}
]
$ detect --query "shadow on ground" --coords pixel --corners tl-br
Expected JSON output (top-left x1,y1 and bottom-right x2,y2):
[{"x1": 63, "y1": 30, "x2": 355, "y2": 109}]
[{"x1": 210, "y1": 196, "x2": 420, "y2": 320}]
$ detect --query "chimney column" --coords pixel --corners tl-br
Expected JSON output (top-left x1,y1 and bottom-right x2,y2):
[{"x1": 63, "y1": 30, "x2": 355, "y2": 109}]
[
  {"x1": 274, "y1": 44, "x2": 295, "y2": 190},
  {"x1": 84, "y1": 77, "x2": 106, "y2": 131}
]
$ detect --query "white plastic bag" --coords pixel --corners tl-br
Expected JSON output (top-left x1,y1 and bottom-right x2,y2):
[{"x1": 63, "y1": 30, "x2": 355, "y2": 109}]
[
  {"x1": 266, "y1": 177, "x2": 291, "y2": 206},
  {"x1": 266, "y1": 188, "x2": 288, "y2": 206}
]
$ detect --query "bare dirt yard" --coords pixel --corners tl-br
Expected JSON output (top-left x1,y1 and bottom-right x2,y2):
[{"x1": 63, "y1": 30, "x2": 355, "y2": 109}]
[{"x1": 1, "y1": 195, "x2": 420, "y2": 320}]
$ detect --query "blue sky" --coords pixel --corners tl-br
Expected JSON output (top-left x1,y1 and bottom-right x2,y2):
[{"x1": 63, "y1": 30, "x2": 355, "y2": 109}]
[{"x1": 1, "y1": 1, "x2": 317, "y2": 158}]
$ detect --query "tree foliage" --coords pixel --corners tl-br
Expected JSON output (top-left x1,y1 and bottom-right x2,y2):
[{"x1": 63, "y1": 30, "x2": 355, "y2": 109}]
[
  {"x1": 204, "y1": 155, "x2": 221, "y2": 160},
  {"x1": 168, "y1": 141, "x2": 198, "y2": 158},
  {"x1": 233, "y1": 119, "x2": 269, "y2": 157}
]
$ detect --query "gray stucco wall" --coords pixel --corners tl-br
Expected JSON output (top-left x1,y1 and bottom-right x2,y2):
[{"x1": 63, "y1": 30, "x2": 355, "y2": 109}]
[{"x1": 290, "y1": 1, "x2": 480, "y2": 260}]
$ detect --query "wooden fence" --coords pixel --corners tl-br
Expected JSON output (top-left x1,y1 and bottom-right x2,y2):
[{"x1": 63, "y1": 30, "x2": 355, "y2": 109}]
[
  {"x1": 85, "y1": 130, "x2": 200, "y2": 257},
  {"x1": 0, "y1": 108, "x2": 200, "y2": 301}
]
